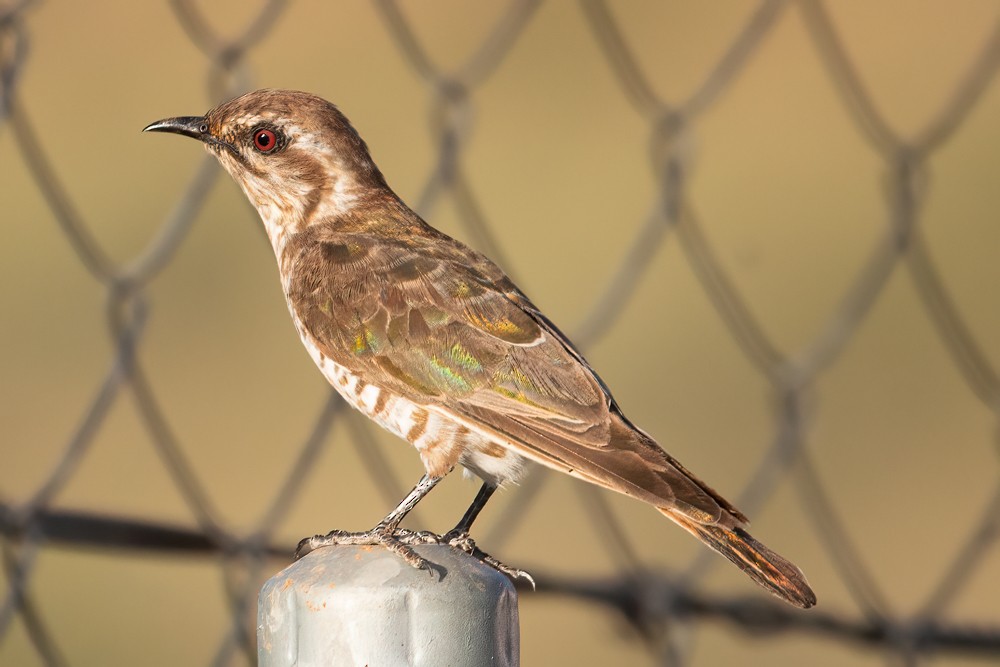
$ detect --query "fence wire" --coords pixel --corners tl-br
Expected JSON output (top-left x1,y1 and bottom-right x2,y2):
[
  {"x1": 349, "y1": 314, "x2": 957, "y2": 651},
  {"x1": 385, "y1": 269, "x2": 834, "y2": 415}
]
[{"x1": 2, "y1": 1, "x2": 999, "y2": 665}]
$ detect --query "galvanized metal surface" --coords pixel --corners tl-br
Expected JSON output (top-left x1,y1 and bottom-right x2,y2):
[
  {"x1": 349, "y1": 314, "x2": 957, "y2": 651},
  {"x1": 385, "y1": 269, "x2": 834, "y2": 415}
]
[{"x1": 258, "y1": 545, "x2": 519, "y2": 666}]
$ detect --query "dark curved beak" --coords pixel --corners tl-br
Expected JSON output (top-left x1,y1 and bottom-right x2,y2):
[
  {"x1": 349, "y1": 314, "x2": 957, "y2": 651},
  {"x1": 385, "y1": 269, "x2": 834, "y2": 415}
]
[{"x1": 142, "y1": 116, "x2": 209, "y2": 141}]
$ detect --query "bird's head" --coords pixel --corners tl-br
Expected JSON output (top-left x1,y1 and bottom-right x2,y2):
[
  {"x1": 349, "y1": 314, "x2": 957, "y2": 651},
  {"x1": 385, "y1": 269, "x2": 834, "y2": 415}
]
[{"x1": 144, "y1": 89, "x2": 389, "y2": 249}]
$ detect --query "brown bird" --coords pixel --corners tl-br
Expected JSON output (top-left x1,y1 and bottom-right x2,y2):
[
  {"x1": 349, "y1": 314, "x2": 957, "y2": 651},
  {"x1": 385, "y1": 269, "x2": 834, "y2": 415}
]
[{"x1": 144, "y1": 89, "x2": 815, "y2": 608}]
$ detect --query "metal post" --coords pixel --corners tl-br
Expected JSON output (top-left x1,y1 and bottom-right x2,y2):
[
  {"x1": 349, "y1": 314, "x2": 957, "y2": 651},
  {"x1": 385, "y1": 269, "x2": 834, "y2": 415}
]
[{"x1": 258, "y1": 545, "x2": 519, "y2": 666}]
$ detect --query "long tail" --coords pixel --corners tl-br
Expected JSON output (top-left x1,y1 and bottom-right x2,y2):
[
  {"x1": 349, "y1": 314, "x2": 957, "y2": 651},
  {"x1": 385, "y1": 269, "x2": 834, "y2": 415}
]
[{"x1": 664, "y1": 509, "x2": 817, "y2": 609}]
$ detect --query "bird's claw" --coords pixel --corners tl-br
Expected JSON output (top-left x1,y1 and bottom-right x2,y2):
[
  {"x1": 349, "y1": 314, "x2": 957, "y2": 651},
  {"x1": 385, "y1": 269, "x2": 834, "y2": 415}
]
[
  {"x1": 433, "y1": 529, "x2": 536, "y2": 589},
  {"x1": 295, "y1": 527, "x2": 533, "y2": 588},
  {"x1": 295, "y1": 526, "x2": 432, "y2": 572}
]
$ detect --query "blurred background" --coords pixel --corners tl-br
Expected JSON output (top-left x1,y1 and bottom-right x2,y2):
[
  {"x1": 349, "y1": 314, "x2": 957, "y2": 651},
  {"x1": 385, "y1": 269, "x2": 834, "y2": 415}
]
[{"x1": 3, "y1": 0, "x2": 1000, "y2": 665}]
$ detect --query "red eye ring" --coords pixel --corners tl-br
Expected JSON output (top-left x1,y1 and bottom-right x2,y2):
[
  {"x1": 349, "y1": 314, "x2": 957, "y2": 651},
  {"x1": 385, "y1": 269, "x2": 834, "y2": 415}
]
[{"x1": 252, "y1": 128, "x2": 278, "y2": 153}]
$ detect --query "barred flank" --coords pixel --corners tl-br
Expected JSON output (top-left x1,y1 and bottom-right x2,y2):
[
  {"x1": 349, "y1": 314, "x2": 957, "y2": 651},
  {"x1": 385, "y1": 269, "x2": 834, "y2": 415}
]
[{"x1": 664, "y1": 509, "x2": 817, "y2": 609}]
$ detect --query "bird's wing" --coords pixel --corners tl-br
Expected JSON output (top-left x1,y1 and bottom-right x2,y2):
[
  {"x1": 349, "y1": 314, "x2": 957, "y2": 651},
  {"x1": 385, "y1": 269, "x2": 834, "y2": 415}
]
[{"x1": 288, "y1": 226, "x2": 729, "y2": 522}]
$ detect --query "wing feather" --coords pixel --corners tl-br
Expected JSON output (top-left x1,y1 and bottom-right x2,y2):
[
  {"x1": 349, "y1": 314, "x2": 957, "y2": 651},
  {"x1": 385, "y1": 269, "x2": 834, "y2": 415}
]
[{"x1": 287, "y1": 224, "x2": 733, "y2": 522}]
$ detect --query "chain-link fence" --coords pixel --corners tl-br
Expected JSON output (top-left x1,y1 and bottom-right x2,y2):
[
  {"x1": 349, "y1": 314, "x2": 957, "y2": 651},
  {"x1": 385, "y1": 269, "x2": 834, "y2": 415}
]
[{"x1": 3, "y1": 1, "x2": 999, "y2": 665}]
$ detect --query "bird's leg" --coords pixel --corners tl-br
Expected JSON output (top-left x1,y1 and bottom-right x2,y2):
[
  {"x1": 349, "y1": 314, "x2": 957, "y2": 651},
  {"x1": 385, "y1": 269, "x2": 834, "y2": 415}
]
[
  {"x1": 423, "y1": 482, "x2": 536, "y2": 588},
  {"x1": 295, "y1": 474, "x2": 443, "y2": 571},
  {"x1": 449, "y1": 481, "x2": 498, "y2": 535}
]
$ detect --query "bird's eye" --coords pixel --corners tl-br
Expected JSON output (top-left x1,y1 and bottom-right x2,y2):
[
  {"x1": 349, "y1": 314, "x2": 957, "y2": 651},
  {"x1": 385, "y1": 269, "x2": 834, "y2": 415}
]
[{"x1": 252, "y1": 127, "x2": 278, "y2": 153}]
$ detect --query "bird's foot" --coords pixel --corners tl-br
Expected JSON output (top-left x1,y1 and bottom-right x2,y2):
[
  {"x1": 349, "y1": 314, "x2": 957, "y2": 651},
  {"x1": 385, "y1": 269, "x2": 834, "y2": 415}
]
[
  {"x1": 296, "y1": 526, "x2": 534, "y2": 588},
  {"x1": 295, "y1": 525, "x2": 435, "y2": 573},
  {"x1": 413, "y1": 529, "x2": 536, "y2": 589}
]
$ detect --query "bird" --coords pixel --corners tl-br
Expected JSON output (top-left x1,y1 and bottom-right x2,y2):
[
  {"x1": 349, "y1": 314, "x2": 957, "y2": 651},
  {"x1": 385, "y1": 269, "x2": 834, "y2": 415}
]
[{"x1": 144, "y1": 89, "x2": 816, "y2": 608}]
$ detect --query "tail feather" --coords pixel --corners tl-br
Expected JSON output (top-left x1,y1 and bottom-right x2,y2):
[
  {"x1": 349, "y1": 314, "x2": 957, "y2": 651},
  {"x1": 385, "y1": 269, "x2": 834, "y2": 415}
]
[{"x1": 664, "y1": 509, "x2": 817, "y2": 609}]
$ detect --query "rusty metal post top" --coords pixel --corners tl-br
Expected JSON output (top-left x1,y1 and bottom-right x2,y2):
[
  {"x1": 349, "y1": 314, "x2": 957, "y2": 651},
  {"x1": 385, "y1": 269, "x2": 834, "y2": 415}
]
[{"x1": 258, "y1": 544, "x2": 520, "y2": 667}]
